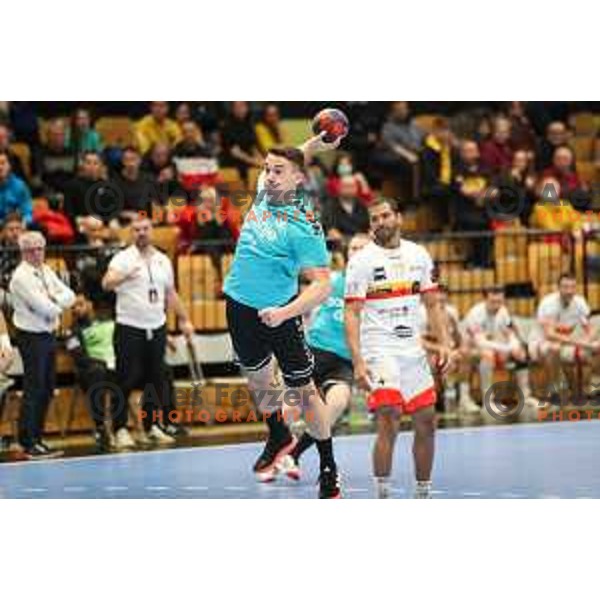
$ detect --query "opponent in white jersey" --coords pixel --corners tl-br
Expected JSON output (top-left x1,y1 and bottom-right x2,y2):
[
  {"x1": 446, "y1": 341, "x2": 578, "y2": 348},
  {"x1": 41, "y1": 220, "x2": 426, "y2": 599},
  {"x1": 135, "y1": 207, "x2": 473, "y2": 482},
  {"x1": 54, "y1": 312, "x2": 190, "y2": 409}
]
[
  {"x1": 464, "y1": 288, "x2": 537, "y2": 412},
  {"x1": 418, "y1": 287, "x2": 480, "y2": 415},
  {"x1": 529, "y1": 273, "x2": 599, "y2": 396},
  {"x1": 344, "y1": 198, "x2": 452, "y2": 499}
]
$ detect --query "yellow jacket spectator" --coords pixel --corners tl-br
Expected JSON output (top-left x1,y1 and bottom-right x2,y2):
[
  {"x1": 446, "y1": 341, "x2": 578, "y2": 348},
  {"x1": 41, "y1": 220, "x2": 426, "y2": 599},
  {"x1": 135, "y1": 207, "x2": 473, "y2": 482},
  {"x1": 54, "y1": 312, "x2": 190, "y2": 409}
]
[
  {"x1": 135, "y1": 102, "x2": 182, "y2": 154},
  {"x1": 255, "y1": 104, "x2": 289, "y2": 155},
  {"x1": 529, "y1": 177, "x2": 586, "y2": 232}
]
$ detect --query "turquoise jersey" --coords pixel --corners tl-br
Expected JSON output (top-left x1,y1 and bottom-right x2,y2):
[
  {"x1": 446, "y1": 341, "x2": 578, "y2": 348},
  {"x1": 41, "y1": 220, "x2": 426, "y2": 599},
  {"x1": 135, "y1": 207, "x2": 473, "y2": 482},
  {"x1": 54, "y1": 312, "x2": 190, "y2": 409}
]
[
  {"x1": 224, "y1": 191, "x2": 329, "y2": 310},
  {"x1": 306, "y1": 271, "x2": 351, "y2": 361}
]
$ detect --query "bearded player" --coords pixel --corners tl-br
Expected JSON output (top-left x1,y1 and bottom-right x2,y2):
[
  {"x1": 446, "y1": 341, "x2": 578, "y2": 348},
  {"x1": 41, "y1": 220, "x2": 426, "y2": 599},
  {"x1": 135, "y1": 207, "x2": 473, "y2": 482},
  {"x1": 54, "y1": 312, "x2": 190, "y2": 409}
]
[
  {"x1": 223, "y1": 134, "x2": 343, "y2": 499},
  {"x1": 344, "y1": 198, "x2": 452, "y2": 499}
]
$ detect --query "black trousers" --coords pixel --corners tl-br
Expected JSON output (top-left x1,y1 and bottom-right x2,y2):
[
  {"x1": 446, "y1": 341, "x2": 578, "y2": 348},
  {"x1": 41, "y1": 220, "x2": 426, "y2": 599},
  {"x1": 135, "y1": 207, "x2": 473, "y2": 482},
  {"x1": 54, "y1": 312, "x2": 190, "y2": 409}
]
[
  {"x1": 113, "y1": 323, "x2": 167, "y2": 432},
  {"x1": 15, "y1": 330, "x2": 56, "y2": 449}
]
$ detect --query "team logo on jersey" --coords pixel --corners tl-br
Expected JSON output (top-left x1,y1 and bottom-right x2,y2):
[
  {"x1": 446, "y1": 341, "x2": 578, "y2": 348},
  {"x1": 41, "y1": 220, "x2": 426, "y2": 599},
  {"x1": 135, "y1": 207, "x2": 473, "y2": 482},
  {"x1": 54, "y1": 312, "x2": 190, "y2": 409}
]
[
  {"x1": 373, "y1": 266, "x2": 387, "y2": 282},
  {"x1": 393, "y1": 325, "x2": 413, "y2": 338}
]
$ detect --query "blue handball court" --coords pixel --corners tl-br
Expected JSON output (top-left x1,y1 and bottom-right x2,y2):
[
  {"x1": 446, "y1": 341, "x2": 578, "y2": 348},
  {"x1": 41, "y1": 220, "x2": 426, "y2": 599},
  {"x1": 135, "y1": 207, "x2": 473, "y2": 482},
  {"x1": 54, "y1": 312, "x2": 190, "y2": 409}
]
[{"x1": 1, "y1": 420, "x2": 600, "y2": 498}]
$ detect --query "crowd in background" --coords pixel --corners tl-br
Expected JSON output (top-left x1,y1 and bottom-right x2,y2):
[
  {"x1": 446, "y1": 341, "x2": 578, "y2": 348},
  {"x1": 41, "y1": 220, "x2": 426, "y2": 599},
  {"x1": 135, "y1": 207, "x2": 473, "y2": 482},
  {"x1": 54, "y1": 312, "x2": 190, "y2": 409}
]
[{"x1": 0, "y1": 101, "x2": 599, "y2": 263}]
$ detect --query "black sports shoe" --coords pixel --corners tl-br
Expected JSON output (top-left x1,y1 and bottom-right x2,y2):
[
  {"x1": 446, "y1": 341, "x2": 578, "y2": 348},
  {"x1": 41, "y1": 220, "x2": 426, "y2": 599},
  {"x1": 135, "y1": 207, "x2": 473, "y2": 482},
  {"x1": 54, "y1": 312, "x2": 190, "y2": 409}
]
[
  {"x1": 253, "y1": 435, "x2": 296, "y2": 482},
  {"x1": 318, "y1": 466, "x2": 341, "y2": 499}
]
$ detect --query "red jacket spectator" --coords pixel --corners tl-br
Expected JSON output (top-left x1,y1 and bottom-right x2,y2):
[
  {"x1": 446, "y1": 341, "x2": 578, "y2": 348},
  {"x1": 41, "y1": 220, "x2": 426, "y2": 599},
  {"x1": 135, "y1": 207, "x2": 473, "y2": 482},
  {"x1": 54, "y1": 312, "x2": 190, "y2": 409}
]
[{"x1": 479, "y1": 117, "x2": 513, "y2": 175}]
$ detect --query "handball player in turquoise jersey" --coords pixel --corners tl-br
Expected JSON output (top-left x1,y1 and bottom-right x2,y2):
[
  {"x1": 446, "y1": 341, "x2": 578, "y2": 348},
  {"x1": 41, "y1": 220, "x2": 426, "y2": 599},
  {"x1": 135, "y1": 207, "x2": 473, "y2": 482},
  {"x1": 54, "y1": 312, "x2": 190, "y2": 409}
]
[
  {"x1": 223, "y1": 134, "x2": 343, "y2": 499},
  {"x1": 278, "y1": 233, "x2": 371, "y2": 482}
]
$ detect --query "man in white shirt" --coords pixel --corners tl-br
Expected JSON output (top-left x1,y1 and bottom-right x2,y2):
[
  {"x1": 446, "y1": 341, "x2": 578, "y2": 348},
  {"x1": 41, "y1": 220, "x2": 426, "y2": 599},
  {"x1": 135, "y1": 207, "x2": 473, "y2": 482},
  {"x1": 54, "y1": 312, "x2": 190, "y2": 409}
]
[
  {"x1": 463, "y1": 288, "x2": 537, "y2": 413},
  {"x1": 9, "y1": 231, "x2": 75, "y2": 459},
  {"x1": 344, "y1": 198, "x2": 452, "y2": 499},
  {"x1": 102, "y1": 217, "x2": 193, "y2": 449},
  {"x1": 529, "y1": 273, "x2": 599, "y2": 397}
]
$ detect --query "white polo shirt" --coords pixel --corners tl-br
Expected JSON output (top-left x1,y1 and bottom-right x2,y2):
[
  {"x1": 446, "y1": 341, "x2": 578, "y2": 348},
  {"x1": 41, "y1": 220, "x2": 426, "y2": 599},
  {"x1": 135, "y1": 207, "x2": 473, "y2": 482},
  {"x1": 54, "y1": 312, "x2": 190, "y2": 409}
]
[{"x1": 108, "y1": 245, "x2": 175, "y2": 330}]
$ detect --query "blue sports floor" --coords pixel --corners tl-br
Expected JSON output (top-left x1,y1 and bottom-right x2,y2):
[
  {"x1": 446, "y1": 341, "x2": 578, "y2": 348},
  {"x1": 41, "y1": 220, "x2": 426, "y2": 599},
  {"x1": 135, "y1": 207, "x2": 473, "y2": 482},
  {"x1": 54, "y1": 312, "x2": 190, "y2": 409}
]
[{"x1": 1, "y1": 421, "x2": 599, "y2": 498}]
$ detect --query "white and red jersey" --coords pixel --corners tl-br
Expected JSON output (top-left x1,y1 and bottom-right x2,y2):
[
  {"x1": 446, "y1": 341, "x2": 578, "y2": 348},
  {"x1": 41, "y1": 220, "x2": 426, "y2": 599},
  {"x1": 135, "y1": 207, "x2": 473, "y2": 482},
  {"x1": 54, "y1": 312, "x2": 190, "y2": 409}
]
[
  {"x1": 533, "y1": 292, "x2": 591, "y2": 340},
  {"x1": 463, "y1": 302, "x2": 513, "y2": 342},
  {"x1": 345, "y1": 239, "x2": 438, "y2": 358}
]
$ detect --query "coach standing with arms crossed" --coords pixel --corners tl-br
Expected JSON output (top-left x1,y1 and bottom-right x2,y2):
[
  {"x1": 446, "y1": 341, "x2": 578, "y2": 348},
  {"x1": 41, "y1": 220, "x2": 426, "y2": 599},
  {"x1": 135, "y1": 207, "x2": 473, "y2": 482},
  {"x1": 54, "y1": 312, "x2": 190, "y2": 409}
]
[
  {"x1": 9, "y1": 231, "x2": 75, "y2": 459},
  {"x1": 102, "y1": 216, "x2": 194, "y2": 450}
]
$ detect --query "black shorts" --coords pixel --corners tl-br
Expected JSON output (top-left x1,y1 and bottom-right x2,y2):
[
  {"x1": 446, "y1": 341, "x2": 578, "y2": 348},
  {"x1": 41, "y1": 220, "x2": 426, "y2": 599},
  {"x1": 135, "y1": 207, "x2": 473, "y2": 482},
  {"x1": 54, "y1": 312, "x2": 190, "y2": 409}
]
[
  {"x1": 225, "y1": 295, "x2": 314, "y2": 388},
  {"x1": 310, "y1": 346, "x2": 353, "y2": 396}
]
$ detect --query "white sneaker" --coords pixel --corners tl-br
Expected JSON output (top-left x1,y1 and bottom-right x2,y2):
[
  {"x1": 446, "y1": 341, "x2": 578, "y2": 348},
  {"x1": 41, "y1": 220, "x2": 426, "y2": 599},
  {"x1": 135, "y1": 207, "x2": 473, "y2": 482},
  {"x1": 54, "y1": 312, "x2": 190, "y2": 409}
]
[
  {"x1": 114, "y1": 428, "x2": 136, "y2": 450},
  {"x1": 375, "y1": 477, "x2": 391, "y2": 499},
  {"x1": 458, "y1": 396, "x2": 481, "y2": 415},
  {"x1": 147, "y1": 425, "x2": 176, "y2": 445},
  {"x1": 414, "y1": 481, "x2": 432, "y2": 499},
  {"x1": 278, "y1": 454, "x2": 301, "y2": 481}
]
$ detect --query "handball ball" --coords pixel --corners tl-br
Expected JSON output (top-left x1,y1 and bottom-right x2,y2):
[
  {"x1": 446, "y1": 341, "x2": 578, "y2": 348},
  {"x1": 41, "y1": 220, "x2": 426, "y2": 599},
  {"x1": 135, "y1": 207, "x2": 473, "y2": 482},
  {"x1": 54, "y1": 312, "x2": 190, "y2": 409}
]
[{"x1": 312, "y1": 108, "x2": 349, "y2": 143}]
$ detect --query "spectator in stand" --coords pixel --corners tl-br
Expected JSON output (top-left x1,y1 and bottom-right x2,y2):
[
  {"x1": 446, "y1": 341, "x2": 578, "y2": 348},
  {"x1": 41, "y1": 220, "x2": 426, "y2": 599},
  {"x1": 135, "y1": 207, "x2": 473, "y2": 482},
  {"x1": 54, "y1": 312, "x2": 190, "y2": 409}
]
[
  {"x1": 220, "y1": 101, "x2": 262, "y2": 181},
  {"x1": 0, "y1": 213, "x2": 25, "y2": 293},
  {"x1": 536, "y1": 121, "x2": 570, "y2": 171},
  {"x1": 375, "y1": 102, "x2": 423, "y2": 191},
  {"x1": 36, "y1": 119, "x2": 76, "y2": 195},
  {"x1": 175, "y1": 102, "x2": 193, "y2": 129},
  {"x1": 452, "y1": 140, "x2": 493, "y2": 266},
  {"x1": 494, "y1": 149, "x2": 537, "y2": 225},
  {"x1": 326, "y1": 152, "x2": 374, "y2": 205},
  {"x1": 506, "y1": 101, "x2": 537, "y2": 153},
  {"x1": 542, "y1": 145, "x2": 590, "y2": 210},
  {"x1": 473, "y1": 114, "x2": 493, "y2": 145},
  {"x1": 173, "y1": 121, "x2": 218, "y2": 160},
  {"x1": 63, "y1": 151, "x2": 108, "y2": 225},
  {"x1": 7, "y1": 102, "x2": 40, "y2": 149},
  {"x1": 0, "y1": 124, "x2": 27, "y2": 182},
  {"x1": 420, "y1": 117, "x2": 459, "y2": 226},
  {"x1": 66, "y1": 108, "x2": 103, "y2": 159},
  {"x1": 321, "y1": 175, "x2": 370, "y2": 241},
  {"x1": 479, "y1": 116, "x2": 514, "y2": 176},
  {"x1": 343, "y1": 101, "x2": 386, "y2": 176},
  {"x1": 173, "y1": 121, "x2": 219, "y2": 192},
  {"x1": 530, "y1": 176, "x2": 583, "y2": 233},
  {"x1": 135, "y1": 101, "x2": 182, "y2": 155},
  {"x1": 112, "y1": 146, "x2": 154, "y2": 217},
  {"x1": 142, "y1": 142, "x2": 178, "y2": 199},
  {"x1": 255, "y1": 104, "x2": 289, "y2": 155},
  {"x1": 0, "y1": 151, "x2": 32, "y2": 225}
]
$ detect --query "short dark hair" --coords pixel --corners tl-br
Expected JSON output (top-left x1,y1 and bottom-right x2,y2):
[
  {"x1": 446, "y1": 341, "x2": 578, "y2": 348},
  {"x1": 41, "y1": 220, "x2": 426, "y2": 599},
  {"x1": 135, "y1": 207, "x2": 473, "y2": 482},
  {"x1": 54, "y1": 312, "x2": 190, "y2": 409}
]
[
  {"x1": 558, "y1": 272, "x2": 576, "y2": 284},
  {"x1": 2, "y1": 212, "x2": 23, "y2": 227},
  {"x1": 267, "y1": 146, "x2": 305, "y2": 170},
  {"x1": 122, "y1": 145, "x2": 140, "y2": 156},
  {"x1": 368, "y1": 197, "x2": 399, "y2": 213},
  {"x1": 82, "y1": 150, "x2": 103, "y2": 162},
  {"x1": 484, "y1": 286, "x2": 505, "y2": 297}
]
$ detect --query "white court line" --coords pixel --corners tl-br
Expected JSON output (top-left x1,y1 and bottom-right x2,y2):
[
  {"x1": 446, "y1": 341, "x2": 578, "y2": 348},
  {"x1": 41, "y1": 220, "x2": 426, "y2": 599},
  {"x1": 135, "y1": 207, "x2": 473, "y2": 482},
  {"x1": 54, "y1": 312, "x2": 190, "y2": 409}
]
[
  {"x1": 63, "y1": 486, "x2": 87, "y2": 492},
  {"x1": 181, "y1": 485, "x2": 209, "y2": 491},
  {"x1": 21, "y1": 487, "x2": 47, "y2": 493},
  {"x1": 346, "y1": 488, "x2": 369, "y2": 494},
  {"x1": 462, "y1": 491, "x2": 483, "y2": 497},
  {"x1": 501, "y1": 492, "x2": 523, "y2": 498},
  {"x1": 224, "y1": 486, "x2": 247, "y2": 491},
  {"x1": 2, "y1": 419, "x2": 597, "y2": 471},
  {"x1": 104, "y1": 486, "x2": 129, "y2": 491},
  {"x1": 538, "y1": 495, "x2": 562, "y2": 499},
  {"x1": 431, "y1": 490, "x2": 448, "y2": 495},
  {"x1": 145, "y1": 486, "x2": 171, "y2": 491}
]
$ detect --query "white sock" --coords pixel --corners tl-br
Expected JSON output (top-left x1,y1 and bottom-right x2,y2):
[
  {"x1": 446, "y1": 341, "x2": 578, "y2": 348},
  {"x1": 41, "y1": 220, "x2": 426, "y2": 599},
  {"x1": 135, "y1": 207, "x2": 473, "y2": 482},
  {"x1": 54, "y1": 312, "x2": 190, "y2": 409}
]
[
  {"x1": 516, "y1": 369, "x2": 531, "y2": 397},
  {"x1": 414, "y1": 480, "x2": 432, "y2": 499},
  {"x1": 459, "y1": 381, "x2": 471, "y2": 402},
  {"x1": 375, "y1": 476, "x2": 391, "y2": 498}
]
